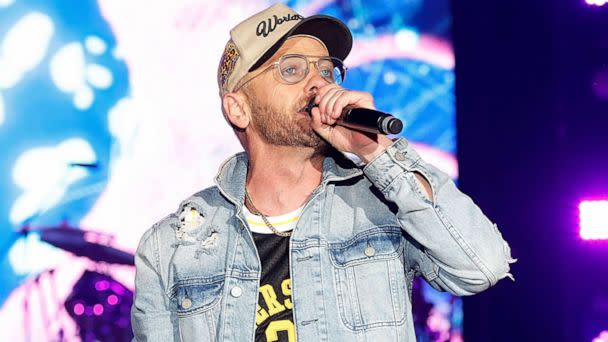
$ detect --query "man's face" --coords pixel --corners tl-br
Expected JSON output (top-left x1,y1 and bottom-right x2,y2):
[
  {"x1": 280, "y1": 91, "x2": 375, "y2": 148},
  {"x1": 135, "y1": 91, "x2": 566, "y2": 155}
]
[{"x1": 241, "y1": 36, "x2": 330, "y2": 149}]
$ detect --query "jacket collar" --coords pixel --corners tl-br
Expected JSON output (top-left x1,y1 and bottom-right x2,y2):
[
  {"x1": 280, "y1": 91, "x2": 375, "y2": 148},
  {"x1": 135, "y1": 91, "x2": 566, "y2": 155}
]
[{"x1": 213, "y1": 149, "x2": 363, "y2": 207}]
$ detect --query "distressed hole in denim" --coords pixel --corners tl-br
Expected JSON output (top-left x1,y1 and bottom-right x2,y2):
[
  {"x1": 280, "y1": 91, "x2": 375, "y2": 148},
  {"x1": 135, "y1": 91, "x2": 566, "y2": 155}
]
[{"x1": 195, "y1": 230, "x2": 219, "y2": 258}]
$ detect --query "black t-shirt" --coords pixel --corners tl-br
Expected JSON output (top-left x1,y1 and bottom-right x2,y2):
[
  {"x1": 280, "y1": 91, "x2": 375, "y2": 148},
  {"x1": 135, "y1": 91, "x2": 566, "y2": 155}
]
[{"x1": 252, "y1": 232, "x2": 294, "y2": 342}]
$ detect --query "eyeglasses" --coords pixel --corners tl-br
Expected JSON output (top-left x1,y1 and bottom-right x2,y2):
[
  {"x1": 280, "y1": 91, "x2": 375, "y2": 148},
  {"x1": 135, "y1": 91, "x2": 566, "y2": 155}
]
[{"x1": 235, "y1": 54, "x2": 347, "y2": 92}]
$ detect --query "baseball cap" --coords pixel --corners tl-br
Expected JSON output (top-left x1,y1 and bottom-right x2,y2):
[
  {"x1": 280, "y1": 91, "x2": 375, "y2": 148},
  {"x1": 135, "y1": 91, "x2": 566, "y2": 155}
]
[{"x1": 217, "y1": 3, "x2": 353, "y2": 96}]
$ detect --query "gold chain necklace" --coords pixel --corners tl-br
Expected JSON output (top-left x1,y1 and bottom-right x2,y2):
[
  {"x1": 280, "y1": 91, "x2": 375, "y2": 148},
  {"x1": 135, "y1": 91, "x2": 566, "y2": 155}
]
[{"x1": 244, "y1": 190, "x2": 292, "y2": 237}]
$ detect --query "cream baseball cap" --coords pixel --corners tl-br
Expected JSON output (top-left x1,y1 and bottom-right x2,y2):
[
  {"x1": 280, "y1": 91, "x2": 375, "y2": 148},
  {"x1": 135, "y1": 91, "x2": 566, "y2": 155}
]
[{"x1": 217, "y1": 3, "x2": 352, "y2": 96}]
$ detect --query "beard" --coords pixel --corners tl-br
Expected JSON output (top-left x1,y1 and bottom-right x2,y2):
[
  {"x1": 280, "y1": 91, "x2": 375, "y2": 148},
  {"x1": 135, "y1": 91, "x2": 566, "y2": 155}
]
[{"x1": 247, "y1": 91, "x2": 328, "y2": 150}]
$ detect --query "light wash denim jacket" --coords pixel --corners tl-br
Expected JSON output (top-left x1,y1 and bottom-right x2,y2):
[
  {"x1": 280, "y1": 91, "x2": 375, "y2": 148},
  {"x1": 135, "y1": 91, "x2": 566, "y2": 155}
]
[{"x1": 131, "y1": 138, "x2": 515, "y2": 341}]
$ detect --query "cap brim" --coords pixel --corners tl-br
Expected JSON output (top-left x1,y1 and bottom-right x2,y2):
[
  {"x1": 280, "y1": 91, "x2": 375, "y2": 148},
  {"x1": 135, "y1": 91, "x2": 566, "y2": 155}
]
[{"x1": 249, "y1": 15, "x2": 353, "y2": 71}]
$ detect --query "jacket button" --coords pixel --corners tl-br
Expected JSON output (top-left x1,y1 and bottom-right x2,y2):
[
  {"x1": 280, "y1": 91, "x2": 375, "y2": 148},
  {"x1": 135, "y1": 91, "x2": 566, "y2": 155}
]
[
  {"x1": 394, "y1": 151, "x2": 406, "y2": 161},
  {"x1": 364, "y1": 246, "x2": 376, "y2": 257},
  {"x1": 230, "y1": 286, "x2": 242, "y2": 298},
  {"x1": 181, "y1": 297, "x2": 192, "y2": 309}
]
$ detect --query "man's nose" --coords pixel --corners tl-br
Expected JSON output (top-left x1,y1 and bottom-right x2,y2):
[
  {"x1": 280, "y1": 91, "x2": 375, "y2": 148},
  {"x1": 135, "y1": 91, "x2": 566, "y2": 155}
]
[{"x1": 303, "y1": 69, "x2": 329, "y2": 97}]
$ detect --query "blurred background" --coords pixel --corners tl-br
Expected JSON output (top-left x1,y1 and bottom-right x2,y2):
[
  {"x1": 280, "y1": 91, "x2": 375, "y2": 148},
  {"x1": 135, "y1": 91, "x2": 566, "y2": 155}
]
[
  {"x1": 0, "y1": 0, "x2": 605, "y2": 341},
  {"x1": 455, "y1": 1, "x2": 608, "y2": 341}
]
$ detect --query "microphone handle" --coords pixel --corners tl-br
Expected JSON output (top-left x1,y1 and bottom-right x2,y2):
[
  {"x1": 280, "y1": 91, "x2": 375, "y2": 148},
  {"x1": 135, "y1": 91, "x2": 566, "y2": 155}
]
[{"x1": 336, "y1": 108, "x2": 403, "y2": 135}]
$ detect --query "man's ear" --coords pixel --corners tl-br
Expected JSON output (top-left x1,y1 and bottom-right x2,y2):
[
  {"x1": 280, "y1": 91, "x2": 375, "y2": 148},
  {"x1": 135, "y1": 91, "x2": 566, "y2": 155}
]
[{"x1": 222, "y1": 92, "x2": 250, "y2": 130}]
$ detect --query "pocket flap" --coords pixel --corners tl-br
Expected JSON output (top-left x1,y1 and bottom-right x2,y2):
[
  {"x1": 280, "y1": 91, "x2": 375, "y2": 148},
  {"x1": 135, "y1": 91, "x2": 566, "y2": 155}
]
[
  {"x1": 329, "y1": 227, "x2": 402, "y2": 268},
  {"x1": 169, "y1": 276, "x2": 224, "y2": 316}
]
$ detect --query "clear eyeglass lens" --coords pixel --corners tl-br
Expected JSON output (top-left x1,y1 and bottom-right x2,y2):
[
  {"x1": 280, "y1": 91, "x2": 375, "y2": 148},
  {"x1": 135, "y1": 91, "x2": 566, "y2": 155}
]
[
  {"x1": 278, "y1": 55, "x2": 345, "y2": 85},
  {"x1": 317, "y1": 59, "x2": 335, "y2": 80},
  {"x1": 333, "y1": 67, "x2": 344, "y2": 85},
  {"x1": 321, "y1": 58, "x2": 345, "y2": 85},
  {"x1": 279, "y1": 56, "x2": 308, "y2": 83}
]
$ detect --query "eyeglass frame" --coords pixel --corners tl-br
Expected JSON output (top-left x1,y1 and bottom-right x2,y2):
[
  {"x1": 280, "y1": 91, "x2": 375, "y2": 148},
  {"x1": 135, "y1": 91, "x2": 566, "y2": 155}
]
[{"x1": 233, "y1": 54, "x2": 348, "y2": 92}]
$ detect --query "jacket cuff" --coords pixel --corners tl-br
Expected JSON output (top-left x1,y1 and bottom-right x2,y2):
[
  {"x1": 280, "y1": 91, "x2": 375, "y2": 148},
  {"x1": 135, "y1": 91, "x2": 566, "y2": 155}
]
[{"x1": 362, "y1": 138, "x2": 423, "y2": 192}]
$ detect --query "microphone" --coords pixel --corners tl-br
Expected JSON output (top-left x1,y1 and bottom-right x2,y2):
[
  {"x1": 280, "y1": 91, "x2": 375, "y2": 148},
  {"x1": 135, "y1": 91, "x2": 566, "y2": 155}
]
[{"x1": 305, "y1": 100, "x2": 403, "y2": 135}]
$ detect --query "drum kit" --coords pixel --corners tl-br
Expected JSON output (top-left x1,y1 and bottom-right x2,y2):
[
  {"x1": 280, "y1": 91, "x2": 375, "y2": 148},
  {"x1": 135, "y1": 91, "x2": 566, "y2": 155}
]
[{"x1": 19, "y1": 224, "x2": 135, "y2": 342}]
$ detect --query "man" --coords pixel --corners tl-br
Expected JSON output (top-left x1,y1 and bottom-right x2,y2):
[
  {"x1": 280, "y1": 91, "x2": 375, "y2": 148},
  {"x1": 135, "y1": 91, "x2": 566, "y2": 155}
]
[{"x1": 131, "y1": 3, "x2": 516, "y2": 342}]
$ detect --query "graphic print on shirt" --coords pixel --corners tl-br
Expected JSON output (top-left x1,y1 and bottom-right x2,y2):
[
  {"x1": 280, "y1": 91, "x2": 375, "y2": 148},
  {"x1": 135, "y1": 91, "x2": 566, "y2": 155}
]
[{"x1": 244, "y1": 206, "x2": 302, "y2": 342}]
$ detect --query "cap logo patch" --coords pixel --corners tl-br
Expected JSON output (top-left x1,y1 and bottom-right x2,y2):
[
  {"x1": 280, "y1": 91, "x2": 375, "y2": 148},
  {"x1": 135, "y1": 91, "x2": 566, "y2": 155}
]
[
  {"x1": 218, "y1": 40, "x2": 239, "y2": 93},
  {"x1": 256, "y1": 13, "x2": 303, "y2": 37}
]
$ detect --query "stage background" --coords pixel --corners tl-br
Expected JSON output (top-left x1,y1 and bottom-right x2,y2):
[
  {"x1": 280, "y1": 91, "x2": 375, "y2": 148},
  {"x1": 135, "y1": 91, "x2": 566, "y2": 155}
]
[
  {"x1": 0, "y1": 0, "x2": 458, "y2": 340},
  {"x1": 454, "y1": 1, "x2": 608, "y2": 341}
]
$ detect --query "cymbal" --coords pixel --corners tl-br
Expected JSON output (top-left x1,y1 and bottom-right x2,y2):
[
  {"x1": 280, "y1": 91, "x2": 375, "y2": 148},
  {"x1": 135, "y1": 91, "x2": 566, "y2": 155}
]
[{"x1": 39, "y1": 227, "x2": 134, "y2": 266}]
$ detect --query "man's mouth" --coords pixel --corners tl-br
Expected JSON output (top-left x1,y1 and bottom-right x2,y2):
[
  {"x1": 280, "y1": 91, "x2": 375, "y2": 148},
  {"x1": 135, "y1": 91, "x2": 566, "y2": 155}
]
[{"x1": 300, "y1": 97, "x2": 317, "y2": 114}]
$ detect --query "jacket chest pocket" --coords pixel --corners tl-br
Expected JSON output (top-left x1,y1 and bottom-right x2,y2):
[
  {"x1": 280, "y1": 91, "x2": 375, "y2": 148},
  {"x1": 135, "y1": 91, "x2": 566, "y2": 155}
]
[
  {"x1": 328, "y1": 227, "x2": 407, "y2": 331},
  {"x1": 168, "y1": 277, "x2": 223, "y2": 341}
]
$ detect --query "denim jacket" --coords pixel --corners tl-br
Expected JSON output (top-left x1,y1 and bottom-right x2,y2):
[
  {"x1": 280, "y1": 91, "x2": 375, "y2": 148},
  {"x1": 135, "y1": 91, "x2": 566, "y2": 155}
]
[{"x1": 131, "y1": 138, "x2": 515, "y2": 341}]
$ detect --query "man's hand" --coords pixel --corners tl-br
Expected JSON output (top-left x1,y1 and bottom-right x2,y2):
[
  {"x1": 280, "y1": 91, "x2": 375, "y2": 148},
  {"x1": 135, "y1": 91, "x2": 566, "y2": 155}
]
[{"x1": 309, "y1": 84, "x2": 393, "y2": 163}]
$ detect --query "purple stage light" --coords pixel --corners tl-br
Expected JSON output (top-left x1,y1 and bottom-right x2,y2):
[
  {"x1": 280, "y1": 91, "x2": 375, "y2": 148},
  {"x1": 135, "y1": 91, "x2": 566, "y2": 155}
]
[
  {"x1": 107, "y1": 294, "x2": 119, "y2": 305},
  {"x1": 73, "y1": 303, "x2": 84, "y2": 316},
  {"x1": 111, "y1": 282, "x2": 126, "y2": 295},
  {"x1": 592, "y1": 330, "x2": 608, "y2": 342},
  {"x1": 64, "y1": 271, "x2": 134, "y2": 340},
  {"x1": 95, "y1": 280, "x2": 110, "y2": 291},
  {"x1": 93, "y1": 304, "x2": 104, "y2": 316},
  {"x1": 579, "y1": 200, "x2": 608, "y2": 240},
  {"x1": 586, "y1": 0, "x2": 607, "y2": 6}
]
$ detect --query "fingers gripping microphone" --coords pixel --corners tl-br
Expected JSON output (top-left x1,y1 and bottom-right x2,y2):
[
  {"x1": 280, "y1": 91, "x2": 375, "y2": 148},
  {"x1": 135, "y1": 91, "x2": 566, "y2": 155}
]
[{"x1": 305, "y1": 100, "x2": 403, "y2": 135}]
